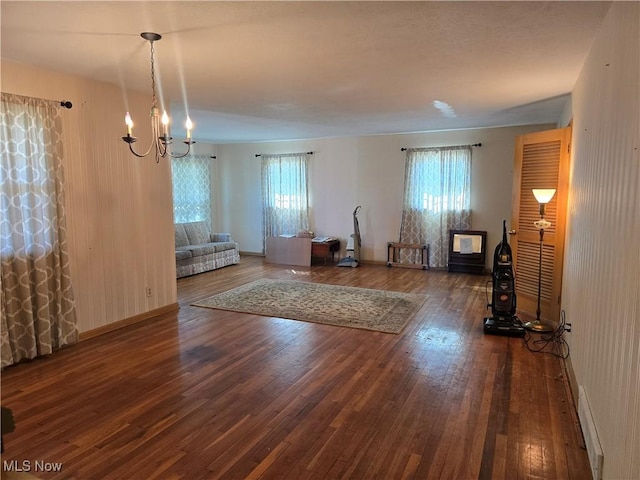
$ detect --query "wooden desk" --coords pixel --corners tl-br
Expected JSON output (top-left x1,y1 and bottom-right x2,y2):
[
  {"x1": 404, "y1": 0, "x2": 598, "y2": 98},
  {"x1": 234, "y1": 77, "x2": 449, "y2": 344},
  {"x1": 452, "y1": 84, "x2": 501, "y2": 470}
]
[{"x1": 311, "y1": 239, "x2": 340, "y2": 265}]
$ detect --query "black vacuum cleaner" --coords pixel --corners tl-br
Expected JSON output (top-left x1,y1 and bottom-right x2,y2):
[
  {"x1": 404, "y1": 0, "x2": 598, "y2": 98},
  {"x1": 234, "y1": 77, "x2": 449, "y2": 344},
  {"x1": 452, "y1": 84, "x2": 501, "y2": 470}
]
[{"x1": 483, "y1": 220, "x2": 525, "y2": 336}]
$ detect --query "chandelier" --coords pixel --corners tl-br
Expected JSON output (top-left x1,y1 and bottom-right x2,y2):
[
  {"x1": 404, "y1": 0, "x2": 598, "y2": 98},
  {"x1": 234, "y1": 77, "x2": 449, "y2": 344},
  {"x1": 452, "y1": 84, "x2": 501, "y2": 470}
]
[{"x1": 122, "y1": 32, "x2": 194, "y2": 161}]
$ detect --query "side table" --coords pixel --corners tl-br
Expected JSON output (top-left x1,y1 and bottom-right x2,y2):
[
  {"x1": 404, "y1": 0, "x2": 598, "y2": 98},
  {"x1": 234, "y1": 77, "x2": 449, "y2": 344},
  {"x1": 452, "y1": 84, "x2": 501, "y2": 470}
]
[{"x1": 311, "y1": 239, "x2": 340, "y2": 265}]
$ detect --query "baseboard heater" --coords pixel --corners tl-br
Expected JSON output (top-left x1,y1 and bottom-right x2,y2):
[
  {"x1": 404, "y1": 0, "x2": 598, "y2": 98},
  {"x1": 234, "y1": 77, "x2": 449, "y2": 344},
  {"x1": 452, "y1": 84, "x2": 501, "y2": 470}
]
[{"x1": 578, "y1": 386, "x2": 604, "y2": 480}]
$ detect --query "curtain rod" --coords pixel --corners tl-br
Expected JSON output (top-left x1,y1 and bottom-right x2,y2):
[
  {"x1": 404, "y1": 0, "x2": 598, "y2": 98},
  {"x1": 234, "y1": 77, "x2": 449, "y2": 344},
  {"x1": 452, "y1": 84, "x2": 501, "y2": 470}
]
[
  {"x1": 1, "y1": 93, "x2": 72, "y2": 108},
  {"x1": 401, "y1": 143, "x2": 481, "y2": 151},
  {"x1": 255, "y1": 151, "x2": 314, "y2": 157}
]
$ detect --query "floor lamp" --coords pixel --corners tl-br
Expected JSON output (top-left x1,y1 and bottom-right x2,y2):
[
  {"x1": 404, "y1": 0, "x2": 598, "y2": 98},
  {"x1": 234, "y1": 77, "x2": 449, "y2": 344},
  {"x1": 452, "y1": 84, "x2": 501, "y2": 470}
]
[{"x1": 523, "y1": 188, "x2": 556, "y2": 333}]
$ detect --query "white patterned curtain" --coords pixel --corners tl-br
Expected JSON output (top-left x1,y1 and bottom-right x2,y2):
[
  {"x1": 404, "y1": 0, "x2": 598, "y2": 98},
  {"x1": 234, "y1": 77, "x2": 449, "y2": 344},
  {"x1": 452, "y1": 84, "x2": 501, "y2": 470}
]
[
  {"x1": 172, "y1": 154, "x2": 212, "y2": 228},
  {"x1": 0, "y1": 93, "x2": 78, "y2": 368},
  {"x1": 261, "y1": 153, "x2": 310, "y2": 251},
  {"x1": 399, "y1": 146, "x2": 471, "y2": 268}
]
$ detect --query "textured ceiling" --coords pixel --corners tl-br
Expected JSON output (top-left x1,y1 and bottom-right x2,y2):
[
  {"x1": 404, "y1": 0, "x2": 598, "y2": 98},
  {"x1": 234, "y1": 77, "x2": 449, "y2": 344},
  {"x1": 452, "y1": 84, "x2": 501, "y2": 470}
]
[{"x1": 1, "y1": 1, "x2": 610, "y2": 143}]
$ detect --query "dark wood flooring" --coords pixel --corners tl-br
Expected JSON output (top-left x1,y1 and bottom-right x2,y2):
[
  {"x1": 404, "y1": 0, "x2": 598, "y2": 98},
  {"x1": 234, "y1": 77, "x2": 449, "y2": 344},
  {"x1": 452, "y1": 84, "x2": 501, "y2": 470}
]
[{"x1": 1, "y1": 256, "x2": 590, "y2": 479}]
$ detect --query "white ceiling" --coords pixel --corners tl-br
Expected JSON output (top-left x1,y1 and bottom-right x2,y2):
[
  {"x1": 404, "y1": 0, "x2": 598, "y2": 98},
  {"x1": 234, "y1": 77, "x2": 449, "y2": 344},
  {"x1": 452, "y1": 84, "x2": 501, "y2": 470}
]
[{"x1": 1, "y1": 1, "x2": 611, "y2": 144}]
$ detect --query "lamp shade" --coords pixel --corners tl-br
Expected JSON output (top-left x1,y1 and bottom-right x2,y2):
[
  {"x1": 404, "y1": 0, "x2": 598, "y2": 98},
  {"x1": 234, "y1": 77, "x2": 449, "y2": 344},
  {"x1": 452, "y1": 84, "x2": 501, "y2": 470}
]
[{"x1": 532, "y1": 189, "x2": 556, "y2": 204}]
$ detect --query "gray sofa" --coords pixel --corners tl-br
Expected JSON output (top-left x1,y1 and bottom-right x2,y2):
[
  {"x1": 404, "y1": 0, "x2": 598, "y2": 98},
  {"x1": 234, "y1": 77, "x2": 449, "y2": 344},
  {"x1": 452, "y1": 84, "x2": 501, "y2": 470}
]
[{"x1": 175, "y1": 221, "x2": 240, "y2": 278}]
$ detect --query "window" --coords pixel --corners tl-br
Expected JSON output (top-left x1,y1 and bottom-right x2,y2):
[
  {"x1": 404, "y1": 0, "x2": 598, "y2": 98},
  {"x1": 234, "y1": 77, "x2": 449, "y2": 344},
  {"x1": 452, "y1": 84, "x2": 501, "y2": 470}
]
[
  {"x1": 274, "y1": 193, "x2": 304, "y2": 210},
  {"x1": 399, "y1": 146, "x2": 472, "y2": 268},
  {"x1": 1, "y1": 95, "x2": 65, "y2": 259},
  {"x1": 261, "y1": 153, "x2": 310, "y2": 244},
  {"x1": 1, "y1": 92, "x2": 78, "y2": 367},
  {"x1": 172, "y1": 155, "x2": 212, "y2": 226}
]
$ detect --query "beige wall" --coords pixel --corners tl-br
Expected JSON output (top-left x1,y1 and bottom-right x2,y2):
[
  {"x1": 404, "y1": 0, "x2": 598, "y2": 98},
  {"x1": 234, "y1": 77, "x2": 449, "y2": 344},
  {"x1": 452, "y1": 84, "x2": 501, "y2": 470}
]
[
  {"x1": 2, "y1": 61, "x2": 178, "y2": 334},
  {"x1": 215, "y1": 124, "x2": 554, "y2": 265},
  {"x1": 563, "y1": 3, "x2": 639, "y2": 479}
]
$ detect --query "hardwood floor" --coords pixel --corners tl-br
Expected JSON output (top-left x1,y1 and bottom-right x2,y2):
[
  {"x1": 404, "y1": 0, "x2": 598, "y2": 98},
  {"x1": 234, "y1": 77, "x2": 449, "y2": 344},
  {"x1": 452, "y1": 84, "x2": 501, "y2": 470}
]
[{"x1": 1, "y1": 256, "x2": 591, "y2": 479}]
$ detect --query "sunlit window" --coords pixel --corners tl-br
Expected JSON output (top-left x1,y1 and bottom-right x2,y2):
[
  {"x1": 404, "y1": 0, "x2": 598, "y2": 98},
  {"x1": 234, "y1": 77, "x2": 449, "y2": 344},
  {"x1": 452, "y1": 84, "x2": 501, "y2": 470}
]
[
  {"x1": 172, "y1": 155, "x2": 212, "y2": 227},
  {"x1": 1, "y1": 102, "x2": 56, "y2": 257},
  {"x1": 399, "y1": 145, "x2": 472, "y2": 268},
  {"x1": 421, "y1": 193, "x2": 467, "y2": 212},
  {"x1": 274, "y1": 193, "x2": 304, "y2": 210},
  {"x1": 261, "y1": 153, "x2": 310, "y2": 238}
]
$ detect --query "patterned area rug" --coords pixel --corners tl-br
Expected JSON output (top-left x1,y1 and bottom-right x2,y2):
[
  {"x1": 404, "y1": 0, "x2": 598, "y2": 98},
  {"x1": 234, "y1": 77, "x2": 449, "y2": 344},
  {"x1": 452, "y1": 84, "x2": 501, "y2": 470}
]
[{"x1": 192, "y1": 278, "x2": 427, "y2": 334}]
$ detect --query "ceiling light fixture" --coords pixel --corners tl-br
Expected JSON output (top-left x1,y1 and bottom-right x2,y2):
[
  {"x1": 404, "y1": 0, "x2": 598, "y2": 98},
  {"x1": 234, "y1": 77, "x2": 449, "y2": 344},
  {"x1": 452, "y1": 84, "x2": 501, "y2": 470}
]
[{"x1": 122, "y1": 32, "x2": 194, "y2": 162}]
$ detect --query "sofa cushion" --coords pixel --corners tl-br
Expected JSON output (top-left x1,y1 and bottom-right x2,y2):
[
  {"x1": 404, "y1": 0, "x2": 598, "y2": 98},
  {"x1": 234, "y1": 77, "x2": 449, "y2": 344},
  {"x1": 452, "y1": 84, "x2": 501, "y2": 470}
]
[
  {"x1": 183, "y1": 221, "x2": 211, "y2": 245},
  {"x1": 175, "y1": 223, "x2": 190, "y2": 248},
  {"x1": 213, "y1": 242, "x2": 237, "y2": 253},
  {"x1": 175, "y1": 248, "x2": 193, "y2": 260},
  {"x1": 181, "y1": 244, "x2": 217, "y2": 256},
  {"x1": 211, "y1": 233, "x2": 232, "y2": 242}
]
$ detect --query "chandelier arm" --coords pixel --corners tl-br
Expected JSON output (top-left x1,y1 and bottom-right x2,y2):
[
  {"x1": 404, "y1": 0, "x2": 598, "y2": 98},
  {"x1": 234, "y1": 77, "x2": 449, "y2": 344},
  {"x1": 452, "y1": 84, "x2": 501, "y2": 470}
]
[
  {"x1": 127, "y1": 143, "x2": 149, "y2": 158},
  {"x1": 131, "y1": 115, "x2": 161, "y2": 158},
  {"x1": 129, "y1": 140, "x2": 157, "y2": 158},
  {"x1": 153, "y1": 138, "x2": 167, "y2": 163},
  {"x1": 157, "y1": 138, "x2": 169, "y2": 158},
  {"x1": 168, "y1": 142, "x2": 194, "y2": 159}
]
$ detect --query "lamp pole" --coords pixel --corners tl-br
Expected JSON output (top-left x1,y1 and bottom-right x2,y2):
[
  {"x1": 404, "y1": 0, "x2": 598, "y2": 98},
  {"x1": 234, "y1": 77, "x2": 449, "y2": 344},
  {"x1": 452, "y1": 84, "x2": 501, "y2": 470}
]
[
  {"x1": 524, "y1": 189, "x2": 556, "y2": 333},
  {"x1": 536, "y1": 226, "x2": 544, "y2": 322}
]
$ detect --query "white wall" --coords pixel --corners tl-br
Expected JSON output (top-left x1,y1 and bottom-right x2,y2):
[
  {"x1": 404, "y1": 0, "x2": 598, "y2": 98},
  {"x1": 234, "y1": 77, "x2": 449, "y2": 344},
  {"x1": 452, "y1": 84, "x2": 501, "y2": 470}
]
[
  {"x1": 2, "y1": 61, "x2": 178, "y2": 334},
  {"x1": 562, "y1": 3, "x2": 639, "y2": 479},
  {"x1": 214, "y1": 124, "x2": 554, "y2": 266}
]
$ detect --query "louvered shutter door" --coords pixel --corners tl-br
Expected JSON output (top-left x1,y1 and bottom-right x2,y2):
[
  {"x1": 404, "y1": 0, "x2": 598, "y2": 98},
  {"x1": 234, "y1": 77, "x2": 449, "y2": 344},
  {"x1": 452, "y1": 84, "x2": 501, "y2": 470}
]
[{"x1": 511, "y1": 127, "x2": 571, "y2": 324}]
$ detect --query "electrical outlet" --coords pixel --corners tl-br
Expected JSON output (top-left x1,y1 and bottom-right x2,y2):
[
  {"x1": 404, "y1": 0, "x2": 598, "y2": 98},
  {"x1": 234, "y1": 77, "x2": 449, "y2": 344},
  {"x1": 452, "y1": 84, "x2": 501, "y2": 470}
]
[
  {"x1": 146, "y1": 287, "x2": 152, "y2": 297},
  {"x1": 565, "y1": 322, "x2": 572, "y2": 332}
]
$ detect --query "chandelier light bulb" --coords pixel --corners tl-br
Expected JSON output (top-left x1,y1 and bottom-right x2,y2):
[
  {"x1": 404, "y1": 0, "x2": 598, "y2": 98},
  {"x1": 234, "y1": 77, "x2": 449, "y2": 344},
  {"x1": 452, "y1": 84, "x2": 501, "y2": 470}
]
[
  {"x1": 125, "y1": 112, "x2": 134, "y2": 136},
  {"x1": 161, "y1": 110, "x2": 170, "y2": 137},
  {"x1": 186, "y1": 117, "x2": 193, "y2": 139}
]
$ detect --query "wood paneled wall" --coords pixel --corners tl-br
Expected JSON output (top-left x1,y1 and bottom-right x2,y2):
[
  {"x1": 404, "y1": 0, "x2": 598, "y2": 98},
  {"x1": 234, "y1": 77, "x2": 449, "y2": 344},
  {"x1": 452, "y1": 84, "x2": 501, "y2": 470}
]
[
  {"x1": 1, "y1": 61, "x2": 177, "y2": 334},
  {"x1": 563, "y1": 3, "x2": 639, "y2": 479}
]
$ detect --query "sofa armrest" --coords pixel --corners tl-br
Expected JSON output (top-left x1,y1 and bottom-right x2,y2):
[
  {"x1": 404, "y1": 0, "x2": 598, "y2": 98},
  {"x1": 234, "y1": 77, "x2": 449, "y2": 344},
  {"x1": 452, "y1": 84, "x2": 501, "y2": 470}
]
[{"x1": 210, "y1": 233, "x2": 232, "y2": 242}]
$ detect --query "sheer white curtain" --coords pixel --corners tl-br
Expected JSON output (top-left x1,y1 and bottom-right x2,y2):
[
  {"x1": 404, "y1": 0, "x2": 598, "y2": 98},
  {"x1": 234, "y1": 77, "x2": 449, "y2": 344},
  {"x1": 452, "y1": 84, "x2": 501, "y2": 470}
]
[
  {"x1": 261, "y1": 153, "x2": 310, "y2": 251},
  {"x1": 0, "y1": 93, "x2": 78, "y2": 367},
  {"x1": 399, "y1": 146, "x2": 471, "y2": 268},
  {"x1": 172, "y1": 154, "x2": 212, "y2": 228}
]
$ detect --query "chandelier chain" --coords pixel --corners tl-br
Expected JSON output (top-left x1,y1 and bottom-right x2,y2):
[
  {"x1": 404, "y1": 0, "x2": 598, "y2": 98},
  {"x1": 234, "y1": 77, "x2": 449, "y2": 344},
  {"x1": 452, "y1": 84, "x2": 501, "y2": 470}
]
[{"x1": 150, "y1": 41, "x2": 158, "y2": 109}]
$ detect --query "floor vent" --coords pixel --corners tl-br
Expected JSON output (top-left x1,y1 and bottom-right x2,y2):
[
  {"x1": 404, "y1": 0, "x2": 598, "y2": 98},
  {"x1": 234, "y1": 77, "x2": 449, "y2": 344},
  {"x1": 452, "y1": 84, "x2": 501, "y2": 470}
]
[{"x1": 578, "y1": 386, "x2": 604, "y2": 480}]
